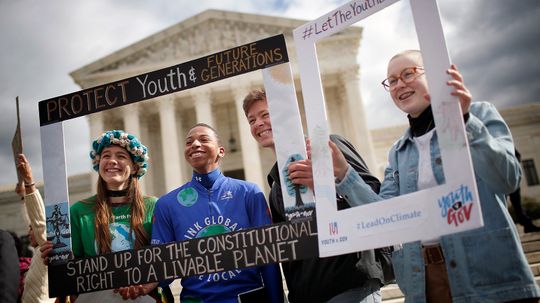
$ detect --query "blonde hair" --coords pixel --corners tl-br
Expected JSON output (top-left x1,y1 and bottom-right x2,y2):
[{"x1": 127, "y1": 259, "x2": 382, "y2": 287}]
[{"x1": 389, "y1": 49, "x2": 423, "y2": 65}]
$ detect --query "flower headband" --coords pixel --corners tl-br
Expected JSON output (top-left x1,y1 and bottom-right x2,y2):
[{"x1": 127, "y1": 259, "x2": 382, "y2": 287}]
[{"x1": 89, "y1": 130, "x2": 149, "y2": 178}]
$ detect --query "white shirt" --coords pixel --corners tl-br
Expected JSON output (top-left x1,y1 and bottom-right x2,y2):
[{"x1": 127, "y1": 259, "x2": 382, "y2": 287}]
[{"x1": 413, "y1": 129, "x2": 440, "y2": 245}]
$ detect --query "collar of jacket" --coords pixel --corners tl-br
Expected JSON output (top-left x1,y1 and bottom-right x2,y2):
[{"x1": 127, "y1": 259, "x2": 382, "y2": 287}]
[
  {"x1": 395, "y1": 129, "x2": 439, "y2": 152},
  {"x1": 267, "y1": 162, "x2": 280, "y2": 188}
]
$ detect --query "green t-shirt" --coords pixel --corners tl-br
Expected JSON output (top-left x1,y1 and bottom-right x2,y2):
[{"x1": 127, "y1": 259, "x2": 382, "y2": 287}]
[{"x1": 70, "y1": 195, "x2": 157, "y2": 257}]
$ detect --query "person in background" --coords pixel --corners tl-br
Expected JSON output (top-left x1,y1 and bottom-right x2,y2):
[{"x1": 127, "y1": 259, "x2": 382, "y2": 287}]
[
  {"x1": 1, "y1": 229, "x2": 20, "y2": 303},
  {"x1": 508, "y1": 149, "x2": 540, "y2": 233},
  {"x1": 329, "y1": 50, "x2": 540, "y2": 302},
  {"x1": 8, "y1": 230, "x2": 32, "y2": 303},
  {"x1": 15, "y1": 153, "x2": 55, "y2": 303}
]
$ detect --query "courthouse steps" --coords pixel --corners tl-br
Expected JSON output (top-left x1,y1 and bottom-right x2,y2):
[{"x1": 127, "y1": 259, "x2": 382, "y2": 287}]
[{"x1": 382, "y1": 225, "x2": 540, "y2": 302}]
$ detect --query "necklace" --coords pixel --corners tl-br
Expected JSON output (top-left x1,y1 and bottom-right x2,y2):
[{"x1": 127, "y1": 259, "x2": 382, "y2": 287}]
[
  {"x1": 106, "y1": 189, "x2": 128, "y2": 197},
  {"x1": 424, "y1": 120, "x2": 433, "y2": 135}
]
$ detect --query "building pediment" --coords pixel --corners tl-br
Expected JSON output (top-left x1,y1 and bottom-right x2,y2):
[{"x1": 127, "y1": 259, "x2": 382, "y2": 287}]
[{"x1": 70, "y1": 9, "x2": 362, "y2": 88}]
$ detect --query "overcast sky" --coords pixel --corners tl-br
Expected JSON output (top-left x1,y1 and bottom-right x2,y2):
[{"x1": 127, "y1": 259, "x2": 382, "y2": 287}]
[{"x1": 1, "y1": 0, "x2": 539, "y2": 186}]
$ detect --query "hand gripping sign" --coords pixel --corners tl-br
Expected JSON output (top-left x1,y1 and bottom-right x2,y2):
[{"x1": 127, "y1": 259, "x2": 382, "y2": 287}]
[
  {"x1": 39, "y1": 35, "x2": 319, "y2": 297},
  {"x1": 292, "y1": 0, "x2": 482, "y2": 258}
]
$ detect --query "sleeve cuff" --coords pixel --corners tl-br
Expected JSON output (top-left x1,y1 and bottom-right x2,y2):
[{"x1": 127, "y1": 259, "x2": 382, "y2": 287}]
[{"x1": 335, "y1": 165, "x2": 354, "y2": 186}]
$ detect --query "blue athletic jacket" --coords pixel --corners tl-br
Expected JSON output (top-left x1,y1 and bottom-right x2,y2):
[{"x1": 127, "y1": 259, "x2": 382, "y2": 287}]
[{"x1": 152, "y1": 169, "x2": 283, "y2": 303}]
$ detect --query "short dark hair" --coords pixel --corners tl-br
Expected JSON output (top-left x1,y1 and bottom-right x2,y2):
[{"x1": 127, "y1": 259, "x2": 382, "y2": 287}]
[
  {"x1": 188, "y1": 123, "x2": 222, "y2": 145},
  {"x1": 242, "y1": 89, "x2": 267, "y2": 117}
]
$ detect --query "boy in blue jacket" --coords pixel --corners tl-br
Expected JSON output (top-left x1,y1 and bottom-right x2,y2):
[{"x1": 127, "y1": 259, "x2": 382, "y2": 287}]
[{"x1": 152, "y1": 123, "x2": 283, "y2": 303}]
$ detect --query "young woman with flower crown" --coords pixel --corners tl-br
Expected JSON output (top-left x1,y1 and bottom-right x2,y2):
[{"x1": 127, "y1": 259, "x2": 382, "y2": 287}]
[{"x1": 41, "y1": 130, "x2": 171, "y2": 302}]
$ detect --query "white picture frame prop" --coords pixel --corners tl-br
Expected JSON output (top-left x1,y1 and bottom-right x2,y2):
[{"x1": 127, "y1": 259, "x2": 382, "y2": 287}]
[{"x1": 293, "y1": 0, "x2": 483, "y2": 257}]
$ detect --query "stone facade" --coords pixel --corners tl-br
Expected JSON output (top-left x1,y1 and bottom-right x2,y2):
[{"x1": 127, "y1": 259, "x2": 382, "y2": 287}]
[
  {"x1": 500, "y1": 103, "x2": 540, "y2": 200},
  {"x1": 71, "y1": 9, "x2": 374, "y2": 197}
]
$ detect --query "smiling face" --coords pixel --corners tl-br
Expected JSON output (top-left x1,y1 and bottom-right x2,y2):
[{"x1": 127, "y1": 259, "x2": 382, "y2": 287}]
[
  {"x1": 184, "y1": 125, "x2": 224, "y2": 174},
  {"x1": 246, "y1": 99, "x2": 274, "y2": 150},
  {"x1": 387, "y1": 52, "x2": 430, "y2": 118},
  {"x1": 98, "y1": 145, "x2": 135, "y2": 190}
]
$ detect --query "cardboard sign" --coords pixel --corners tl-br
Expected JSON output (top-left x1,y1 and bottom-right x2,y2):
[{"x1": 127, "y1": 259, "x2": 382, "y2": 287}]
[
  {"x1": 12, "y1": 97, "x2": 23, "y2": 184},
  {"x1": 47, "y1": 220, "x2": 318, "y2": 296},
  {"x1": 292, "y1": 0, "x2": 483, "y2": 257},
  {"x1": 39, "y1": 35, "x2": 289, "y2": 126}
]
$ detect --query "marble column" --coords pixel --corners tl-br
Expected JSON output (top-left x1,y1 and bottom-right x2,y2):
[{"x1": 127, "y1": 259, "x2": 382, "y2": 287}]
[
  {"x1": 88, "y1": 113, "x2": 104, "y2": 193},
  {"x1": 159, "y1": 96, "x2": 184, "y2": 192},
  {"x1": 192, "y1": 90, "x2": 214, "y2": 127},
  {"x1": 122, "y1": 104, "x2": 141, "y2": 137},
  {"x1": 339, "y1": 67, "x2": 378, "y2": 174},
  {"x1": 231, "y1": 86, "x2": 265, "y2": 190},
  {"x1": 122, "y1": 104, "x2": 147, "y2": 192}
]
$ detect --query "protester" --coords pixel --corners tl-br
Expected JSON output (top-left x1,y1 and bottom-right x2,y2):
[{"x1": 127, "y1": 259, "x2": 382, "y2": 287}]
[
  {"x1": 1, "y1": 229, "x2": 20, "y2": 303},
  {"x1": 508, "y1": 149, "x2": 540, "y2": 233},
  {"x1": 15, "y1": 154, "x2": 55, "y2": 303},
  {"x1": 41, "y1": 130, "x2": 170, "y2": 302},
  {"x1": 150, "y1": 123, "x2": 283, "y2": 303},
  {"x1": 329, "y1": 50, "x2": 540, "y2": 302},
  {"x1": 243, "y1": 89, "x2": 389, "y2": 303}
]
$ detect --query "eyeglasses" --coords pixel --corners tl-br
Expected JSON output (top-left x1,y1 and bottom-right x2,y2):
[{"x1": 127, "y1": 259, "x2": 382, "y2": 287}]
[{"x1": 381, "y1": 66, "x2": 424, "y2": 91}]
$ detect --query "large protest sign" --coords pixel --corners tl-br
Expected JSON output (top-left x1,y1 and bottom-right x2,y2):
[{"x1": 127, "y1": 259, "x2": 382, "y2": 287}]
[
  {"x1": 39, "y1": 34, "x2": 320, "y2": 296},
  {"x1": 47, "y1": 220, "x2": 317, "y2": 297},
  {"x1": 293, "y1": 0, "x2": 483, "y2": 257},
  {"x1": 39, "y1": 35, "x2": 289, "y2": 126}
]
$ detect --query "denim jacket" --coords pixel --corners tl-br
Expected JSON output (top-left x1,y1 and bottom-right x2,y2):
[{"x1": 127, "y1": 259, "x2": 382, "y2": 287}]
[{"x1": 336, "y1": 102, "x2": 540, "y2": 302}]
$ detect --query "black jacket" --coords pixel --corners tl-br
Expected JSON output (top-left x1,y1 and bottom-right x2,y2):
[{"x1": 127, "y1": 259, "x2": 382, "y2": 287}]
[
  {"x1": 0, "y1": 229, "x2": 20, "y2": 303},
  {"x1": 267, "y1": 134, "x2": 385, "y2": 303}
]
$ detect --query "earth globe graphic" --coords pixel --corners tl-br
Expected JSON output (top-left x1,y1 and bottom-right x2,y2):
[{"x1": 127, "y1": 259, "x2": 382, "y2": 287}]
[
  {"x1": 196, "y1": 225, "x2": 231, "y2": 238},
  {"x1": 178, "y1": 187, "x2": 198, "y2": 207}
]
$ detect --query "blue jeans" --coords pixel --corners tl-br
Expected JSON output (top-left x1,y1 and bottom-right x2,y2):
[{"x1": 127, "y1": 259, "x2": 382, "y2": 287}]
[{"x1": 326, "y1": 279, "x2": 381, "y2": 303}]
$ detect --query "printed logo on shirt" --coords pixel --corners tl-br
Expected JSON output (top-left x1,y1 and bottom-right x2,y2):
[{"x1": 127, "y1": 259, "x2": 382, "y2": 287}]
[
  {"x1": 438, "y1": 184, "x2": 474, "y2": 227},
  {"x1": 184, "y1": 216, "x2": 242, "y2": 283},
  {"x1": 184, "y1": 216, "x2": 239, "y2": 239},
  {"x1": 94, "y1": 222, "x2": 134, "y2": 253},
  {"x1": 220, "y1": 190, "x2": 233, "y2": 200},
  {"x1": 177, "y1": 187, "x2": 198, "y2": 207}
]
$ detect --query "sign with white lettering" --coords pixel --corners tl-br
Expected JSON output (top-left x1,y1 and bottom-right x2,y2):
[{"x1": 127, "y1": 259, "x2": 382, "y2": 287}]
[
  {"x1": 293, "y1": 0, "x2": 483, "y2": 257},
  {"x1": 47, "y1": 220, "x2": 317, "y2": 297},
  {"x1": 39, "y1": 36, "x2": 288, "y2": 126}
]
